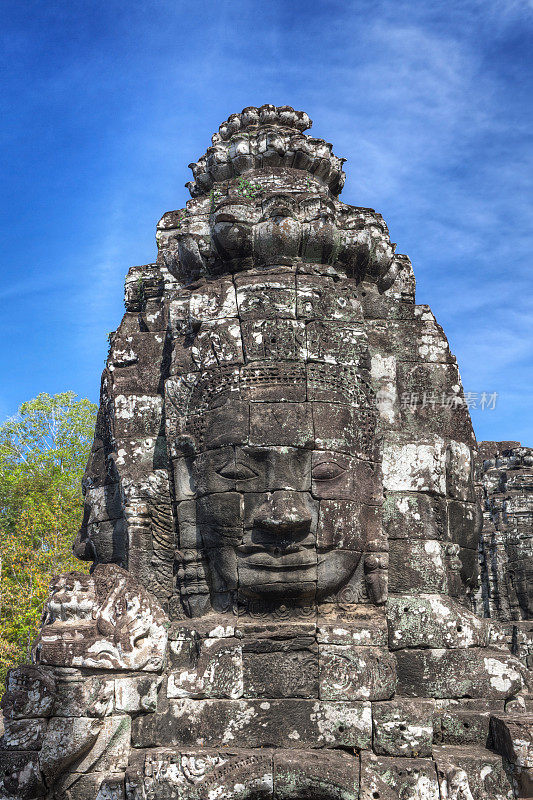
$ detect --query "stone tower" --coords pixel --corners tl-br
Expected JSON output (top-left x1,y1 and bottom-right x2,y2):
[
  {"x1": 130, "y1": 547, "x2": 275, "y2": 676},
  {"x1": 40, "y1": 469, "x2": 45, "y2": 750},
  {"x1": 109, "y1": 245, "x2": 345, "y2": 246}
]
[{"x1": 1, "y1": 106, "x2": 531, "y2": 800}]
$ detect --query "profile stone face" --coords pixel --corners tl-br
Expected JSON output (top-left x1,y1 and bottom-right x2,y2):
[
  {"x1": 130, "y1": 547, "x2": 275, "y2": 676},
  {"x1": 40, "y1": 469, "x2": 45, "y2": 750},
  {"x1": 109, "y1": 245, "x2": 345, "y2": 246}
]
[{"x1": 1, "y1": 105, "x2": 531, "y2": 800}]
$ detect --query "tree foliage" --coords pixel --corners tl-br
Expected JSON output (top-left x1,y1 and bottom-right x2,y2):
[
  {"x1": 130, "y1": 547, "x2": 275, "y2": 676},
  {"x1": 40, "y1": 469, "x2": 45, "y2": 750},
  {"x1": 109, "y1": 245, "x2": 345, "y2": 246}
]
[{"x1": 0, "y1": 392, "x2": 97, "y2": 688}]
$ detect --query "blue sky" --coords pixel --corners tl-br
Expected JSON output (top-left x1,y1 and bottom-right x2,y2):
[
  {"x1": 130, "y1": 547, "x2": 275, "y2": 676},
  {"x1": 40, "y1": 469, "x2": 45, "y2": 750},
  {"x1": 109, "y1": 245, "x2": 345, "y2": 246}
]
[{"x1": 1, "y1": 0, "x2": 532, "y2": 443}]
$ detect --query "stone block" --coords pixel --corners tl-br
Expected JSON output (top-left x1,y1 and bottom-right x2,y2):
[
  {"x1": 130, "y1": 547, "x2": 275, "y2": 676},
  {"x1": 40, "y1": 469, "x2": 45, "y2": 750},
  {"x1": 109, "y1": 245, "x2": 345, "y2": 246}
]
[
  {"x1": 311, "y1": 451, "x2": 381, "y2": 503},
  {"x1": 112, "y1": 394, "x2": 163, "y2": 440},
  {"x1": 372, "y1": 699, "x2": 434, "y2": 757},
  {"x1": 359, "y1": 752, "x2": 440, "y2": 800},
  {"x1": 317, "y1": 609, "x2": 388, "y2": 646},
  {"x1": 317, "y1": 500, "x2": 378, "y2": 551},
  {"x1": 120, "y1": 307, "x2": 166, "y2": 335},
  {"x1": 0, "y1": 718, "x2": 47, "y2": 750},
  {"x1": 55, "y1": 771, "x2": 126, "y2": 800},
  {"x1": 242, "y1": 361, "x2": 307, "y2": 403},
  {"x1": 382, "y1": 439, "x2": 447, "y2": 495},
  {"x1": 168, "y1": 635, "x2": 243, "y2": 699},
  {"x1": 312, "y1": 402, "x2": 378, "y2": 461},
  {"x1": 249, "y1": 402, "x2": 313, "y2": 448},
  {"x1": 109, "y1": 333, "x2": 166, "y2": 395},
  {"x1": 447, "y1": 500, "x2": 481, "y2": 549},
  {"x1": 369, "y1": 313, "x2": 452, "y2": 365},
  {"x1": 433, "y1": 744, "x2": 513, "y2": 800},
  {"x1": 511, "y1": 765, "x2": 533, "y2": 799},
  {"x1": 114, "y1": 434, "x2": 168, "y2": 476},
  {"x1": 396, "y1": 648, "x2": 526, "y2": 699},
  {"x1": 446, "y1": 441, "x2": 475, "y2": 501},
  {"x1": 172, "y1": 318, "x2": 244, "y2": 373},
  {"x1": 40, "y1": 717, "x2": 102, "y2": 782},
  {"x1": 53, "y1": 673, "x2": 115, "y2": 717},
  {"x1": 306, "y1": 321, "x2": 368, "y2": 367},
  {"x1": 0, "y1": 751, "x2": 46, "y2": 799},
  {"x1": 449, "y1": 545, "x2": 479, "y2": 598},
  {"x1": 39, "y1": 716, "x2": 130, "y2": 783},
  {"x1": 78, "y1": 517, "x2": 128, "y2": 565},
  {"x1": 242, "y1": 637, "x2": 318, "y2": 698},
  {"x1": 273, "y1": 749, "x2": 359, "y2": 800},
  {"x1": 242, "y1": 319, "x2": 306, "y2": 362},
  {"x1": 296, "y1": 275, "x2": 363, "y2": 322},
  {"x1": 132, "y1": 699, "x2": 372, "y2": 750},
  {"x1": 490, "y1": 714, "x2": 533, "y2": 767},
  {"x1": 434, "y1": 703, "x2": 493, "y2": 746},
  {"x1": 319, "y1": 645, "x2": 396, "y2": 701},
  {"x1": 115, "y1": 676, "x2": 161, "y2": 713},
  {"x1": 389, "y1": 539, "x2": 448, "y2": 593},
  {"x1": 172, "y1": 457, "x2": 196, "y2": 501},
  {"x1": 396, "y1": 362, "x2": 475, "y2": 446},
  {"x1": 125, "y1": 748, "x2": 273, "y2": 800},
  {"x1": 236, "y1": 272, "x2": 296, "y2": 318},
  {"x1": 382, "y1": 491, "x2": 446, "y2": 541},
  {"x1": 185, "y1": 403, "x2": 250, "y2": 452},
  {"x1": 73, "y1": 715, "x2": 131, "y2": 775},
  {"x1": 84, "y1": 483, "x2": 123, "y2": 524},
  {"x1": 188, "y1": 279, "x2": 238, "y2": 321},
  {"x1": 371, "y1": 353, "x2": 399, "y2": 427},
  {"x1": 1, "y1": 665, "x2": 55, "y2": 719},
  {"x1": 387, "y1": 596, "x2": 489, "y2": 650}
]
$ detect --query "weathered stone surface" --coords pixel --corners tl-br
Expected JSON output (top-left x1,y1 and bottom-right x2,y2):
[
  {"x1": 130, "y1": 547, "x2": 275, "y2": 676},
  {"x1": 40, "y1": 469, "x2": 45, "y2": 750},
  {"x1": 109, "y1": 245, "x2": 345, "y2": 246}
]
[
  {"x1": 0, "y1": 718, "x2": 48, "y2": 750},
  {"x1": 132, "y1": 699, "x2": 372, "y2": 749},
  {"x1": 372, "y1": 699, "x2": 434, "y2": 757},
  {"x1": 382, "y1": 491, "x2": 447, "y2": 541},
  {"x1": 274, "y1": 749, "x2": 359, "y2": 800},
  {"x1": 319, "y1": 645, "x2": 396, "y2": 700},
  {"x1": 434, "y1": 701, "x2": 495, "y2": 746},
  {"x1": 433, "y1": 745, "x2": 513, "y2": 800},
  {"x1": 0, "y1": 751, "x2": 46, "y2": 799},
  {"x1": 396, "y1": 648, "x2": 527, "y2": 698},
  {"x1": 490, "y1": 714, "x2": 533, "y2": 767},
  {"x1": 39, "y1": 717, "x2": 102, "y2": 781},
  {"x1": 382, "y1": 439, "x2": 447, "y2": 495},
  {"x1": 387, "y1": 596, "x2": 490, "y2": 650},
  {"x1": 316, "y1": 608, "x2": 388, "y2": 646},
  {"x1": 54, "y1": 771, "x2": 126, "y2": 800},
  {"x1": 168, "y1": 634, "x2": 243, "y2": 699},
  {"x1": 40, "y1": 715, "x2": 131, "y2": 782},
  {"x1": 34, "y1": 564, "x2": 168, "y2": 672},
  {"x1": 389, "y1": 539, "x2": 448, "y2": 593},
  {"x1": 125, "y1": 748, "x2": 274, "y2": 800},
  {"x1": 115, "y1": 676, "x2": 161, "y2": 713},
  {"x1": 0, "y1": 666, "x2": 55, "y2": 719},
  {"x1": 476, "y1": 443, "x2": 533, "y2": 624},
  {"x1": 242, "y1": 637, "x2": 318, "y2": 698},
  {"x1": 509, "y1": 765, "x2": 533, "y2": 799},
  {"x1": 52, "y1": 672, "x2": 115, "y2": 717},
  {"x1": 359, "y1": 752, "x2": 440, "y2": 800}
]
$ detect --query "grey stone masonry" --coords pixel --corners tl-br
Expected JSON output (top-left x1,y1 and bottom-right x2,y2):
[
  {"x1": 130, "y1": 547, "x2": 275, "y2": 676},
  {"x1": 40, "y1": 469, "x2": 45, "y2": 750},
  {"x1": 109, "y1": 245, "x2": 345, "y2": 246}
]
[{"x1": 1, "y1": 106, "x2": 531, "y2": 800}]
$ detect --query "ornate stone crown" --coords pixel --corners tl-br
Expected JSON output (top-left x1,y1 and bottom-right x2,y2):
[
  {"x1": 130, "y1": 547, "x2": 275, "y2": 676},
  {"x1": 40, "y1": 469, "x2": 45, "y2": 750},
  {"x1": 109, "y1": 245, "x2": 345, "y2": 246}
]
[
  {"x1": 156, "y1": 105, "x2": 398, "y2": 288},
  {"x1": 186, "y1": 104, "x2": 346, "y2": 198}
]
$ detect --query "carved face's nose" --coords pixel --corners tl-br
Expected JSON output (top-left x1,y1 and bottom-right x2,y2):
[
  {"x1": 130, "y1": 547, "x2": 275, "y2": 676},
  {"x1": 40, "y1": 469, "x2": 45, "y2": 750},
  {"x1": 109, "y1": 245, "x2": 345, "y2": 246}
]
[{"x1": 253, "y1": 491, "x2": 312, "y2": 538}]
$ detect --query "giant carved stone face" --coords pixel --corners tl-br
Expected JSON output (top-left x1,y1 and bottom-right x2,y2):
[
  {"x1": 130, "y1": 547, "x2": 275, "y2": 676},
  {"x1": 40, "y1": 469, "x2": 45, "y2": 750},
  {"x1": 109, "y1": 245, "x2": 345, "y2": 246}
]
[{"x1": 167, "y1": 273, "x2": 386, "y2": 613}]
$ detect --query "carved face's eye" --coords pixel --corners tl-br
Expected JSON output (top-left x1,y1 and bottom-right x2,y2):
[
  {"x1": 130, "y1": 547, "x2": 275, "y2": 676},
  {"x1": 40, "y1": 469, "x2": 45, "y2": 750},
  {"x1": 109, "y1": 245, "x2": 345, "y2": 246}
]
[
  {"x1": 312, "y1": 461, "x2": 346, "y2": 481},
  {"x1": 217, "y1": 462, "x2": 258, "y2": 481}
]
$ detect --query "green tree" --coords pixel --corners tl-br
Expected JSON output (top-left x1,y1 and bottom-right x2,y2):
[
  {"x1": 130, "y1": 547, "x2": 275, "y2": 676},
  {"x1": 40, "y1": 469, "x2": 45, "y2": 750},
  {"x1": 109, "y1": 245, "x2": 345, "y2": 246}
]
[{"x1": 0, "y1": 392, "x2": 97, "y2": 688}]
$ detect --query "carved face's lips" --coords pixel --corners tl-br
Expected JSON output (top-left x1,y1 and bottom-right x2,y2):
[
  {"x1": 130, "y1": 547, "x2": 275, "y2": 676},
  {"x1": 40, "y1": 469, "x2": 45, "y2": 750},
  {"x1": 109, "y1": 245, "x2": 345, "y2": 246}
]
[{"x1": 236, "y1": 544, "x2": 316, "y2": 571}]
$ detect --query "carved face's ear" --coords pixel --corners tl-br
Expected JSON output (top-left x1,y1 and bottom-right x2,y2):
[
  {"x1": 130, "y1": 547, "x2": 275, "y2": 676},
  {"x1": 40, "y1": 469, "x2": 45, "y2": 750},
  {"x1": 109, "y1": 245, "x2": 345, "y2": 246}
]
[{"x1": 175, "y1": 433, "x2": 197, "y2": 457}]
